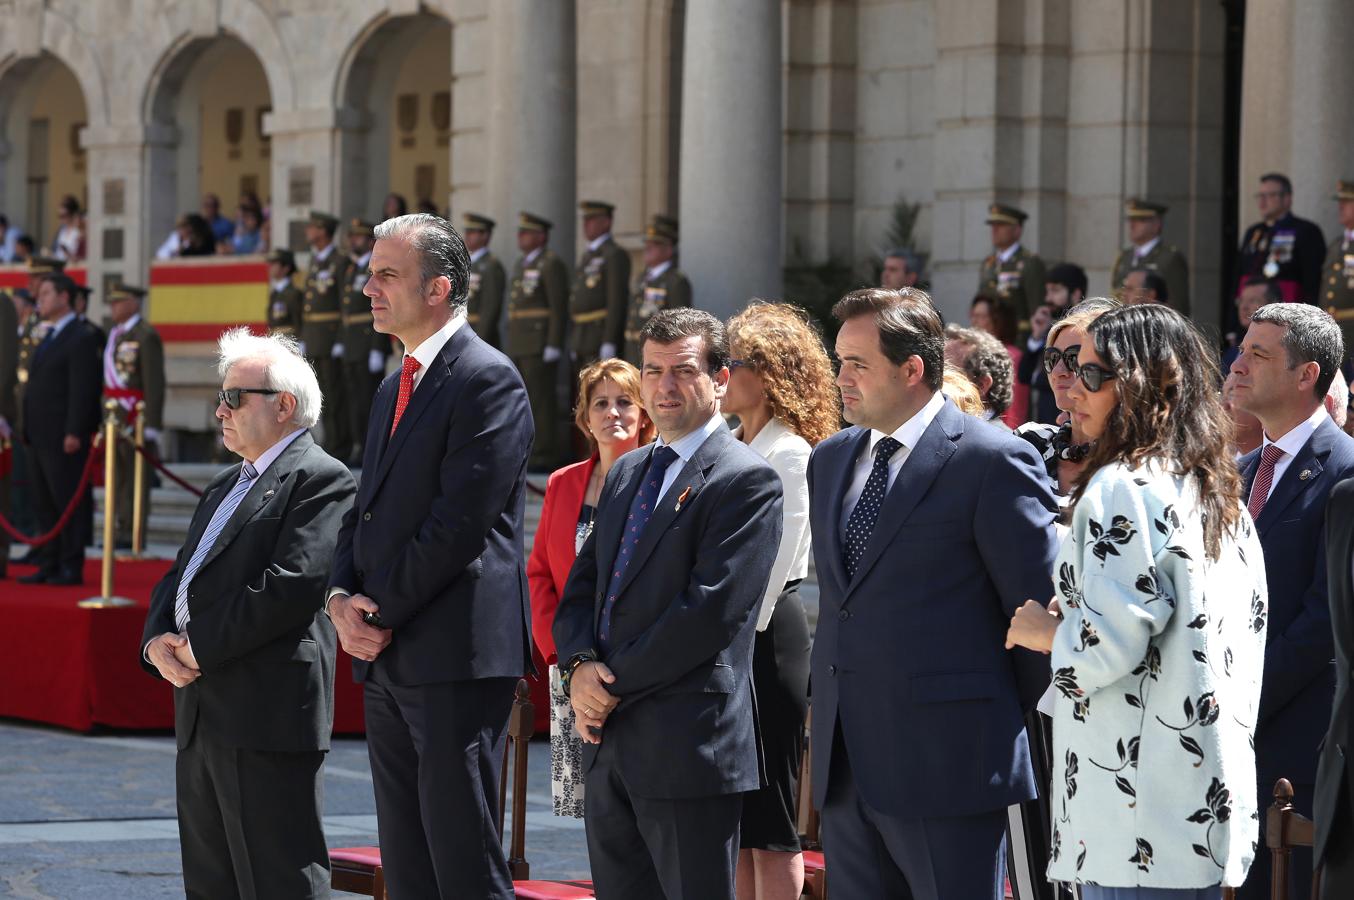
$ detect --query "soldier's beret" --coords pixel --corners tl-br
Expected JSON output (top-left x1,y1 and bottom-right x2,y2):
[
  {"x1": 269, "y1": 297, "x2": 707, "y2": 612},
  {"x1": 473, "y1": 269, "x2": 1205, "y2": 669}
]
[
  {"x1": 27, "y1": 255, "x2": 65, "y2": 274},
  {"x1": 518, "y1": 211, "x2": 553, "y2": 232},
  {"x1": 645, "y1": 214, "x2": 679, "y2": 244},
  {"x1": 308, "y1": 210, "x2": 340, "y2": 231},
  {"x1": 1125, "y1": 198, "x2": 1168, "y2": 218},
  {"x1": 985, "y1": 204, "x2": 1028, "y2": 226},
  {"x1": 1334, "y1": 180, "x2": 1354, "y2": 201},
  {"x1": 462, "y1": 212, "x2": 496, "y2": 232},
  {"x1": 579, "y1": 200, "x2": 615, "y2": 217}
]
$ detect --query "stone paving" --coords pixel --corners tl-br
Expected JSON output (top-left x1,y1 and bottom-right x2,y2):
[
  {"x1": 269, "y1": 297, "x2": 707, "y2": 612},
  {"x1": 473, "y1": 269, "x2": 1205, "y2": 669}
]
[{"x1": 0, "y1": 719, "x2": 589, "y2": 898}]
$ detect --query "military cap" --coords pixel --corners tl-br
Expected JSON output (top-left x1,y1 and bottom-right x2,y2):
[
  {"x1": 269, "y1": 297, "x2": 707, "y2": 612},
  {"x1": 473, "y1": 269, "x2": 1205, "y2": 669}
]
[
  {"x1": 1124, "y1": 198, "x2": 1168, "y2": 218},
  {"x1": 348, "y1": 218, "x2": 375, "y2": 237},
  {"x1": 579, "y1": 200, "x2": 615, "y2": 217},
  {"x1": 644, "y1": 214, "x2": 679, "y2": 244},
  {"x1": 308, "y1": 210, "x2": 339, "y2": 231},
  {"x1": 27, "y1": 255, "x2": 65, "y2": 274},
  {"x1": 108, "y1": 284, "x2": 148, "y2": 303},
  {"x1": 518, "y1": 211, "x2": 553, "y2": 232},
  {"x1": 462, "y1": 212, "x2": 496, "y2": 232},
  {"x1": 985, "y1": 203, "x2": 1028, "y2": 226},
  {"x1": 1334, "y1": 180, "x2": 1354, "y2": 201},
  {"x1": 265, "y1": 247, "x2": 295, "y2": 268},
  {"x1": 12, "y1": 288, "x2": 32, "y2": 304}
]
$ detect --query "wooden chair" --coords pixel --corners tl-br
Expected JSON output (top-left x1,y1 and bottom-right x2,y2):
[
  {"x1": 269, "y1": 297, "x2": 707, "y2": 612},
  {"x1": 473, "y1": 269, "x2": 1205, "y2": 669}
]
[
  {"x1": 1256, "y1": 777, "x2": 1324, "y2": 900},
  {"x1": 796, "y1": 705, "x2": 827, "y2": 900},
  {"x1": 329, "y1": 679, "x2": 596, "y2": 899}
]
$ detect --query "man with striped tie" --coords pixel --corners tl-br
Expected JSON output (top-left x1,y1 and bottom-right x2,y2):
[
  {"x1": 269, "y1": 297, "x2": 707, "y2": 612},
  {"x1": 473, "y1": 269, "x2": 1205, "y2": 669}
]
[{"x1": 139, "y1": 328, "x2": 356, "y2": 900}]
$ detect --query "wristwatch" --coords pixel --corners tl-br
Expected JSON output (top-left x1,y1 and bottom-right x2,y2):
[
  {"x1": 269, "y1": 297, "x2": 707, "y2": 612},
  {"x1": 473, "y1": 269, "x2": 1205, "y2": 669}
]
[{"x1": 560, "y1": 651, "x2": 598, "y2": 696}]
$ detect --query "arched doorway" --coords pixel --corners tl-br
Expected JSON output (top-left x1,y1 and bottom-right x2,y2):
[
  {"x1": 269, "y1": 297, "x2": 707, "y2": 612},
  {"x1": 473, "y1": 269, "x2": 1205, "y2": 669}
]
[
  {"x1": 144, "y1": 34, "x2": 273, "y2": 254},
  {"x1": 336, "y1": 12, "x2": 453, "y2": 222},
  {"x1": 0, "y1": 53, "x2": 89, "y2": 254}
]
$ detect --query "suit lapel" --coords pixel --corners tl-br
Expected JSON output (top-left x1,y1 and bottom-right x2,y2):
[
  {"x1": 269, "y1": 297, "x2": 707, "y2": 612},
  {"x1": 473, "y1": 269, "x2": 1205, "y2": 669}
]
[
  {"x1": 198, "y1": 432, "x2": 311, "y2": 571},
  {"x1": 824, "y1": 428, "x2": 870, "y2": 593},
  {"x1": 360, "y1": 374, "x2": 398, "y2": 504},
  {"x1": 1255, "y1": 422, "x2": 1331, "y2": 535},
  {"x1": 844, "y1": 403, "x2": 960, "y2": 600}
]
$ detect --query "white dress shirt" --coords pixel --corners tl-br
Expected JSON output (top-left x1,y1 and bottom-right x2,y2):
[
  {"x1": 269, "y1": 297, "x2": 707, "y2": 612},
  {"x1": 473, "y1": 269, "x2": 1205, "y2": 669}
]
[
  {"x1": 270, "y1": 277, "x2": 292, "y2": 293},
  {"x1": 737, "y1": 418, "x2": 812, "y2": 631},
  {"x1": 996, "y1": 242, "x2": 1021, "y2": 264},
  {"x1": 840, "y1": 390, "x2": 946, "y2": 532},
  {"x1": 1132, "y1": 235, "x2": 1161, "y2": 260},
  {"x1": 524, "y1": 247, "x2": 543, "y2": 267},
  {"x1": 402, "y1": 312, "x2": 466, "y2": 392},
  {"x1": 1250, "y1": 405, "x2": 1328, "y2": 507},
  {"x1": 645, "y1": 260, "x2": 673, "y2": 282},
  {"x1": 312, "y1": 242, "x2": 335, "y2": 264},
  {"x1": 470, "y1": 247, "x2": 489, "y2": 264},
  {"x1": 653, "y1": 411, "x2": 727, "y2": 504},
  {"x1": 588, "y1": 233, "x2": 611, "y2": 253}
]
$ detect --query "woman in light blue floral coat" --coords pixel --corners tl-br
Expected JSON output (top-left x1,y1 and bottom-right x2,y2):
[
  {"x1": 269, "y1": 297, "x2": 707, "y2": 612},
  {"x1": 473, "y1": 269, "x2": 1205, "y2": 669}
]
[{"x1": 1007, "y1": 304, "x2": 1269, "y2": 900}]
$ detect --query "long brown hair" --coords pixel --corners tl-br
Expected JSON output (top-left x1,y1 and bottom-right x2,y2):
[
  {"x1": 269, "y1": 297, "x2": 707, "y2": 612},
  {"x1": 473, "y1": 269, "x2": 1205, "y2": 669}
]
[
  {"x1": 1072, "y1": 304, "x2": 1242, "y2": 561},
  {"x1": 727, "y1": 301, "x2": 841, "y2": 446}
]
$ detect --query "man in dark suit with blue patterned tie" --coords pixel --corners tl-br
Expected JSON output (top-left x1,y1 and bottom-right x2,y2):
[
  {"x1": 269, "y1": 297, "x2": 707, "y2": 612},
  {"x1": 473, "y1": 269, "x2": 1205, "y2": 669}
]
[
  {"x1": 807, "y1": 288, "x2": 1059, "y2": 900},
  {"x1": 553, "y1": 308, "x2": 783, "y2": 900}
]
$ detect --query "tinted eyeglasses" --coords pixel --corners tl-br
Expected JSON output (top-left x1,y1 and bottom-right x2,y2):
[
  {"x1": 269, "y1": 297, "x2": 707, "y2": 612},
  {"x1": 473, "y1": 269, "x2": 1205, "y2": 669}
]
[
  {"x1": 1075, "y1": 363, "x2": 1116, "y2": 393},
  {"x1": 1042, "y1": 345, "x2": 1081, "y2": 375},
  {"x1": 728, "y1": 359, "x2": 749, "y2": 370},
  {"x1": 217, "y1": 388, "x2": 279, "y2": 410}
]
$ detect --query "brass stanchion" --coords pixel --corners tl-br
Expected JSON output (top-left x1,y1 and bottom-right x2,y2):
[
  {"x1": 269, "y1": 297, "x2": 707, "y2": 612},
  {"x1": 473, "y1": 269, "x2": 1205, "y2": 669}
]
[
  {"x1": 117, "y1": 401, "x2": 147, "y2": 560},
  {"x1": 80, "y1": 399, "x2": 134, "y2": 608}
]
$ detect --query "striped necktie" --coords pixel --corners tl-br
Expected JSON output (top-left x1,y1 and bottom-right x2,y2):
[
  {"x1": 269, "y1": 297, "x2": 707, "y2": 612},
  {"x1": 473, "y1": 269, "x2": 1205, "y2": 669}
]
[
  {"x1": 174, "y1": 462, "x2": 259, "y2": 631},
  {"x1": 1246, "y1": 443, "x2": 1284, "y2": 522}
]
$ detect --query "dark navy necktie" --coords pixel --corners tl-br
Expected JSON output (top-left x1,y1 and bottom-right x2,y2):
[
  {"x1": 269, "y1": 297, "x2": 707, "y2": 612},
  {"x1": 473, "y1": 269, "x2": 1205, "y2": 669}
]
[
  {"x1": 843, "y1": 436, "x2": 902, "y2": 580},
  {"x1": 597, "y1": 445, "x2": 680, "y2": 653}
]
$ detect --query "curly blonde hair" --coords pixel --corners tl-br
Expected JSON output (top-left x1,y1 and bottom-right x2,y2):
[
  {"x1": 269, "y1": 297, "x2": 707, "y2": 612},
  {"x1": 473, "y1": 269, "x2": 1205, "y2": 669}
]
[{"x1": 726, "y1": 301, "x2": 841, "y2": 446}]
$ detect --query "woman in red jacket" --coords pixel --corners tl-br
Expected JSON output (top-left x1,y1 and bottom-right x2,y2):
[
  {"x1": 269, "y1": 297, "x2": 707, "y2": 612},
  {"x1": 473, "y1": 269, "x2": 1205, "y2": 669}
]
[{"x1": 528, "y1": 357, "x2": 653, "y2": 817}]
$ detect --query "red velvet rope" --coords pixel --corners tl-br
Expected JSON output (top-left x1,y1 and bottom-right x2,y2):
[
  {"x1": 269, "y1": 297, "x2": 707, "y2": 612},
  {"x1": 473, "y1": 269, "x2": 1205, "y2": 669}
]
[
  {"x1": 0, "y1": 438, "x2": 103, "y2": 546},
  {"x1": 129, "y1": 439, "x2": 205, "y2": 498}
]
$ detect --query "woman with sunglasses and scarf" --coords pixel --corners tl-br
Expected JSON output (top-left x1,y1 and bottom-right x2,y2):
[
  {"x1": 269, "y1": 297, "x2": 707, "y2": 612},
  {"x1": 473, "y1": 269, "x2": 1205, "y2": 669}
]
[{"x1": 1006, "y1": 304, "x2": 1268, "y2": 900}]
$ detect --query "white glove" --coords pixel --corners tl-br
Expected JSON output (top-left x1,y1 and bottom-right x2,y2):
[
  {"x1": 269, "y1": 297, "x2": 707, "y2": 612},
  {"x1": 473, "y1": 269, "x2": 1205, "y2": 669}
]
[
  {"x1": 599, "y1": 342, "x2": 617, "y2": 360},
  {"x1": 297, "y1": 341, "x2": 307, "y2": 358},
  {"x1": 368, "y1": 350, "x2": 385, "y2": 374},
  {"x1": 331, "y1": 343, "x2": 345, "y2": 358},
  {"x1": 144, "y1": 427, "x2": 161, "y2": 444},
  {"x1": 542, "y1": 346, "x2": 562, "y2": 364}
]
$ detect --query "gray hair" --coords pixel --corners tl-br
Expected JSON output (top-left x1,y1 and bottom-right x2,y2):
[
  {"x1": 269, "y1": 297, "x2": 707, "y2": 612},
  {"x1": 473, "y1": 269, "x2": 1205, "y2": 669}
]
[
  {"x1": 217, "y1": 328, "x2": 322, "y2": 428},
  {"x1": 1328, "y1": 369, "x2": 1349, "y2": 428},
  {"x1": 373, "y1": 213, "x2": 471, "y2": 311},
  {"x1": 1248, "y1": 303, "x2": 1344, "y2": 399},
  {"x1": 944, "y1": 324, "x2": 1013, "y2": 416}
]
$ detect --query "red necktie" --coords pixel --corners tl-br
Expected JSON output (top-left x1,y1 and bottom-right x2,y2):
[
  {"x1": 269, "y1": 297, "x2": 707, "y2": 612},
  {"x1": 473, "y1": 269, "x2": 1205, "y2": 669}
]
[
  {"x1": 390, "y1": 355, "x2": 422, "y2": 436},
  {"x1": 1247, "y1": 443, "x2": 1284, "y2": 520}
]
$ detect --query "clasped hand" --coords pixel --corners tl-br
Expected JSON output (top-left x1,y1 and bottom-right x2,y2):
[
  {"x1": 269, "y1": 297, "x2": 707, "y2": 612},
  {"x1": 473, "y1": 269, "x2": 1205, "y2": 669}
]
[
  {"x1": 569, "y1": 661, "x2": 619, "y2": 745},
  {"x1": 329, "y1": 592, "x2": 393, "y2": 662},
  {"x1": 148, "y1": 632, "x2": 201, "y2": 688}
]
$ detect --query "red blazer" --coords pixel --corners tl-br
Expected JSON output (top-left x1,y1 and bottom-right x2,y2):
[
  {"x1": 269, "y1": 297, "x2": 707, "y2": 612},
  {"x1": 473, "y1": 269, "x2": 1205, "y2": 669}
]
[{"x1": 527, "y1": 456, "x2": 597, "y2": 664}]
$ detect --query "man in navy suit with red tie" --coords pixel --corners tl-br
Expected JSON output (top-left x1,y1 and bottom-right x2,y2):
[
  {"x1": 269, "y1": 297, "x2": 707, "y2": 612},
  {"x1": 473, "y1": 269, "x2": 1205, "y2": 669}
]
[
  {"x1": 327, "y1": 214, "x2": 535, "y2": 900},
  {"x1": 1229, "y1": 302, "x2": 1354, "y2": 900}
]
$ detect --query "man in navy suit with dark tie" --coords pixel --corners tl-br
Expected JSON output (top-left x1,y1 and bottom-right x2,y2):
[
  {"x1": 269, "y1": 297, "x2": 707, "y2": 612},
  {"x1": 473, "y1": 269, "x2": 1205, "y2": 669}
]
[
  {"x1": 807, "y1": 288, "x2": 1059, "y2": 900},
  {"x1": 1229, "y1": 302, "x2": 1354, "y2": 900},
  {"x1": 327, "y1": 213, "x2": 535, "y2": 900},
  {"x1": 553, "y1": 308, "x2": 783, "y2": 900}
]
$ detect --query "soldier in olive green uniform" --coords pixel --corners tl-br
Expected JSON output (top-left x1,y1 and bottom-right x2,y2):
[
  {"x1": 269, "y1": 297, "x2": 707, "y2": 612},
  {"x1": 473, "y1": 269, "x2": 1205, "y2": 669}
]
[
  {"x1": 1323, "y1": 180, "x2": 1354, "y2": 364},
  {"x1": 977, "y1": 204, "x2": 1045, "y2": 329},
  {"x1": 102, "y1": 285, "x2": 165, "y2": 547},
  {"x1": 462, "y1": 213, "x2": 506, "y2": 350},
  {"x1": 570, "y1": 200, "x2": 631, "y2": 364},
  {"x1": 624, "y1": 215, "x2": 692, "y2": 366},
  {"x1": 507, "y1": 212, "x2": 570, "y2": 470},
  {"x1": 301, "y1": 210, "x2": 351, "y2": 456},
  {"x1": 1110, "y1": 198, "x2": 1190, "y2": 317},
  {"x1": 265, "y1": 248, "x2": 303, "y2": 336},
  {"x1": 0, "y1": 288, "x2": 16, "y2": 577},
  {"x1": 9, "y1": 286, "x2": 42, "y2": 563},
  {"x1": 340, "y1": 218, "x2": 387, "y2": 464}
]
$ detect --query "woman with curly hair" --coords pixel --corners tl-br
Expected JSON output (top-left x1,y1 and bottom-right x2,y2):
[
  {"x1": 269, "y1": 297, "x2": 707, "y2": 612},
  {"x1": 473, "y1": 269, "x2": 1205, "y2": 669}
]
[
  {"x1": 1006, "y1": 304, "x2": 1267, "y2": 899},
  {"x1": 724, "y1": 301, "x2": 840, "y2": 900}
]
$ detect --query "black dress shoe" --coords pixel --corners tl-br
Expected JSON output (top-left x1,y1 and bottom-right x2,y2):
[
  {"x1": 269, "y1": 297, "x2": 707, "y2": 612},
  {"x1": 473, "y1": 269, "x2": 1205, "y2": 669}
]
[
  {"x1": 17, "y1": 570, "x2": 51, "y2": 584},
  {"x1": 45, "y1": 569, "x2": 83, "y2": 587}
]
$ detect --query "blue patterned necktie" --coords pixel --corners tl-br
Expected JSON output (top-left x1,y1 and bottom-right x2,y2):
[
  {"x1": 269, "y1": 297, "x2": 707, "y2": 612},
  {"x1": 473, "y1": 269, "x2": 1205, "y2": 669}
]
[
  {"x1": 597, "y1": 445, "x2": 680, "y2": 653},
  {"x1": 843, "y1": 436, "x2": 903, "y2": 580},
  {"x1": 174, "y1": 462, "x2": 259, "y2": 631}
]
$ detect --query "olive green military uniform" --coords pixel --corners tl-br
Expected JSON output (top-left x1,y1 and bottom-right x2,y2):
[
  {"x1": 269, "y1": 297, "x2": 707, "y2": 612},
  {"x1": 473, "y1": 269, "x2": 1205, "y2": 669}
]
[
  {"x1": 301, "y1": 212, "x2": 350, "y2": 456},
  {"x1": 1110, "y1": 199, "x2": 1190, "y2": 316},
  {"x1": 507, "y1": 212, "x2": 570, "y2": 469},
  {"x1": 623, "y1": 215, "x2": 691, "y2": 366},
  {"x1": 978, "y1": 204, "x2": 1045, "y2": 327},
  {"x1": 1323, "y1": 181, "x2": 1354, "y2": 362},
  {"x1": 569, "y1": 201, "x2": 631, "y2": 363},
  {"x1": 265, "y1": 248, "x2": 304, "y2": 336},
  {"x1": 103, "y1": 292, "x2": 165, "y2": 545},
  {"x1": 463, "y1": 214, "x2": 507, "y2": 350},
  {"x1": 0, "y1": 290, "x2": 16, "y2": 574},
  {"x1": 340, "y1": 239, "x2": 387, "y2": 462}
]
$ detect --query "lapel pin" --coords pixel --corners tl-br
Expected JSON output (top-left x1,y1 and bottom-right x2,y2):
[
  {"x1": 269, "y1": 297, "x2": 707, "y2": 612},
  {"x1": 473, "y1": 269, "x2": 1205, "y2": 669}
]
[
  {"x1": 675, "y1": 486, "x2": 692, "y2": 512},
  {"x1": 1299, "y1": 469, "x2": 1313, "y2": 481}
]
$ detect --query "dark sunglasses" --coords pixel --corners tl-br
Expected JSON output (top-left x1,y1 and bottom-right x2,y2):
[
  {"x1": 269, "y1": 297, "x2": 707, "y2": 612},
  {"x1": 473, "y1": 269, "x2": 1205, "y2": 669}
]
[
  {"x1": 1042, "y1": 344, "x2": 1081, "y2": 375},
  {"x1": 1076, "y1": 363, "x2": 1116, "y2": 393},
  {"x1": 217, "y1": 388, "x2": 279, "y2": 410}
]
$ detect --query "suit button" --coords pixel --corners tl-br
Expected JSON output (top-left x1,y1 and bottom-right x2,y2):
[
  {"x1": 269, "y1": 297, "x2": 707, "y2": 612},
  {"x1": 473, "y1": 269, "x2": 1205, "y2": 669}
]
[
  {"x1": 828, "y1": 665, "x2": 837, "y2": 676},
  {"x1": 838, "y1": 609, "x2": 849, "y2": 621},
  {"x1": 362, "y1": 512, "x2": 371, "y2": 521},
  {"x1": 357, "y1": 570, "x2": 364, "y2": 580}
]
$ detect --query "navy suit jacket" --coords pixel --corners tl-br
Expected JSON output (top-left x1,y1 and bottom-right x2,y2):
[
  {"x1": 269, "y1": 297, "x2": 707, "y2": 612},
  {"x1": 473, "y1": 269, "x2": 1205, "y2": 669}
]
[
  {"x1": 22, "y1": 317, "x2": 101, "y2": 451},
  {"x1": 330, "y1": 323, "x2": 535, "y2": 685},
  {"x1": 552, "y1": 424, "x2": 783, "y2": 800},
  {"x1": 1240, "y1": 415, "x2": 1354, "y2": 786},
  {"x1": 1316, "y1": 477, "x2": 1354, "y2": 865},
  {"x1": 808, "y1": 398, "x2": 1059, "y2": 818}
]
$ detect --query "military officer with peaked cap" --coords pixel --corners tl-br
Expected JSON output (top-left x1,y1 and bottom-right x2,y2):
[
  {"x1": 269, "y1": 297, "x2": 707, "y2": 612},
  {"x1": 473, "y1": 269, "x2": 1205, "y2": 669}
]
[
  {"x1": 340, "y1": 218, "x2": 386, "y2": 464},
  {"x1": 978, "y1": 203, "x2": 1045, "y2": 329},
  {"x1": 1323, "y1": 180, "x2": 1354, "y2": 366},
  {"x1": 569, "y1": 200, "x2": 631, "y2": 364},
  {"x1": 266, "y1": 248, "x2": 303, "y2": 337},
  {"x1": 623, "y1": 214, "x2": 692, "y2": 367},
  {"x1": 463, "y1": 213, "x2": 506, "y2": 350},
  {"x1": 508, "y1": 211, "x2": 570, "y2": 470},
  {"x1": 1111, "y1": 198, "x2": 1190, "y2": 317},
  {"x1": 102, "y1": 284, "x2": 165, "y2": 547},
  {"x1": 301, "y1": 209, "x2": 351, "y2": 456}
]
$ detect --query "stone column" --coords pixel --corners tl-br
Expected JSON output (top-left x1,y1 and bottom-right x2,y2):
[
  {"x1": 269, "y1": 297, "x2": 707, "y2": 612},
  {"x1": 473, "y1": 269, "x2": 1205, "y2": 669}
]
[
  {"x1": 82, "y1": 125, "x2": 166, "y2": 313},
  {"x1": 678, "y1": 0, "x2": 782, "y2": 319},
  {"x1": 263, "y1": 109, "x2": 351, "y2": 254},
  {"x1": 1286, "y1": 0, "x2": 1354, "y2": 226}
]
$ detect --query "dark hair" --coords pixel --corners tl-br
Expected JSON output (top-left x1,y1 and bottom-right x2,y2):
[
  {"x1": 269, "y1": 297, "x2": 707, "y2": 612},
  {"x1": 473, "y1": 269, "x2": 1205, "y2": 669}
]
[
  {"x1": 181, "y1": 213, "x2": 214, "y2": 253},
  {"x1": 373, "y1": 213, "x2": 471, "y2": 310},
  {"x1": 640, "y1": 307, "x2": 730, "y2": 373},
  {"x1": 42, "y1": 273, "x2": 77, "y2": 304},
  {"x1": 1046, "y1": 262, "x2": 1089, "y2": 299},
  {"x1": 0, "y1": 214, "x2": 7, "y2": 228},
  {"x1": 1248, "y1": 303, "x2": 1344, "y2": 399},
  {"x1": 944, "y1": 324, "x2": 1013, "y2": 416},
  {"x1": 16, "y1": 235, "x2": 34, "y2": 253},
  {"x1": 1129, "y1": 267, "x2": 1169, "y2": 303},
  {"x1": 832, "y1": 287, "x2": 944, "y2": 390},
  {"x1": 384, "y1": 193, "x2": 408, "y2": 217},
  {"x1": 970, "y1": 294, "x2": 1018, "y2": 346},
  {"x1": 1073, "y1": 304, "x2": 1242, "y2": 562},
  {"x1": 1260, "y1": 172, "x2": 1293, "y2": 195},
  {"x1": 59, "y1": 195, "x2": 80, "y2": 215},
  {"x1": 1239, "y1": 279, "x2": 1284, "y2": 307}
]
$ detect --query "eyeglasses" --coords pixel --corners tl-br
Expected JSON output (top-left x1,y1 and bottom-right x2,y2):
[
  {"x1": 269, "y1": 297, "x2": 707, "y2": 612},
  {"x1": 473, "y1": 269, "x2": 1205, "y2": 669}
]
[
  {"x1": 217, "y1": 388, "x2": 279, "y2": 410},
  {"x1": 1076, "y1": 363, "x2": 1116, "y2": 393},
  {"x1": 1042, "y1": 345, "x2": 1081, "y2": 375},
  {"x1": 728, "y1": 359, "x2": 749, "y2": 370}
]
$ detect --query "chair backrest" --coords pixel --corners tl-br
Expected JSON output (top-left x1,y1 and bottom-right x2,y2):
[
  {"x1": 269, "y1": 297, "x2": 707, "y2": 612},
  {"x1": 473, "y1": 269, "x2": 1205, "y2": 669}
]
[
  {"x1": 1264, "y1": 778, "x2": 1322, "y2": 900},
  {"x1": 499, "y1": 678, "x2": 535, "y2": 880},
  {"x1": 796, "y1": 705, "x2": 820, "y2": 850}
]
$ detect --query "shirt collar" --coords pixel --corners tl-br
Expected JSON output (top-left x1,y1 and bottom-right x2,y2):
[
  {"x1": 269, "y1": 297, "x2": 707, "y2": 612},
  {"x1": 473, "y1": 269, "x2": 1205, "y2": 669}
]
[
  {"x1": 588, "y1": 233, "x2": 611, "y2": 253},
  {"x1": 1134, "y1": 236, "x2": 1161, "y2": 256},
  {"x1": 647, "y1": 260, "x2": 673, "y2": 280},
  {"x1": 470, "y1": 247, "x2": 489, "y2": 264},
  {"x1": 406, "y1": 311, "x2": 467, "y2": 372},
  {"x1": 1262, "y1": 404, "x2": 1328, "y2": 457},
  {"x1": 271, "y1": 277, "x2": 292, "y2": 292},
  {"x1": 313, "y1": 242, "x2": 334, "y2": 263},
  {"x1": 866, "y1": 390, "x2": 946, "y2": 458},
  {"x1": 997, "y1": 242, "x2": 1021, "y2": 264},
  {"x1": 354, "y1": 251, "x2": 372, "y2": 270},
  {"x1": 524, "y1": 247, "x2": 543, "y2": 266},
  {"x1": 246, "y1": 427, "x2": 306, "y2": 473},
  {"x1": 116, "y1": 313, "x2": 141, "y2": 334},
  {"x1": 656, "y1": 410, "x2": 727, "y2": 464},
  {"x1": 48, "y1": 311, "x2": 77, "y2": 337}
]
